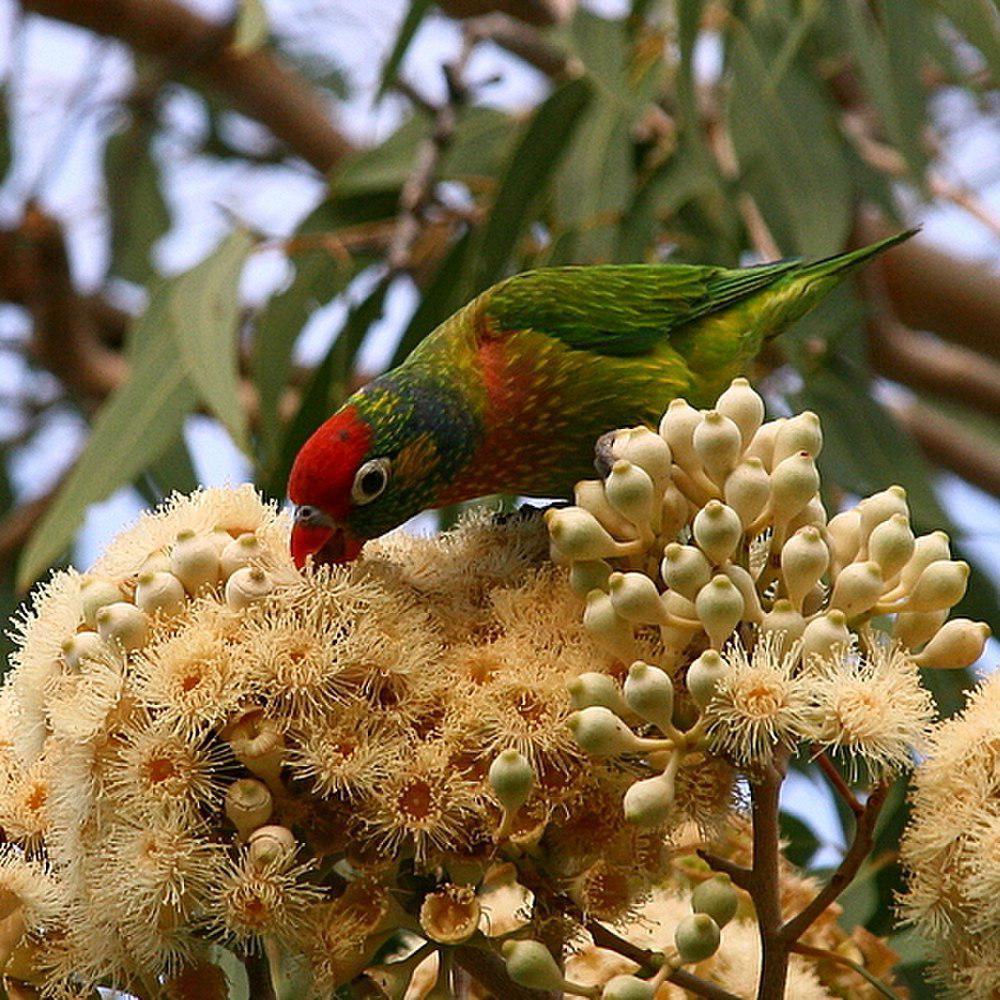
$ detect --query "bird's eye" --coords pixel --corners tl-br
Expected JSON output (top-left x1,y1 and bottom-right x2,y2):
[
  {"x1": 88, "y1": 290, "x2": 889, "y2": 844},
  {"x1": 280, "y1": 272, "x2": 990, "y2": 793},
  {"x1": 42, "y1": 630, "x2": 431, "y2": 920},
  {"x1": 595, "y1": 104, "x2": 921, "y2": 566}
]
[
  {"x1": 295, "y1": 505, "x2": 319, "y2": 524},
  {"x1": 351, "y1": 458, "x2": 391, "y2": 505}
]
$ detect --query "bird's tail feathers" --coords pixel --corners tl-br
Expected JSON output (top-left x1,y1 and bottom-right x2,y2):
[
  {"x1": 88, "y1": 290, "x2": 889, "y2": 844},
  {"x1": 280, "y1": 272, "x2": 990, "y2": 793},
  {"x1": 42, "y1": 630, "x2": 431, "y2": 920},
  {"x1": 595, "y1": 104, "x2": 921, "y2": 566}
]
[{"x1": 798, "y1": 228, "x2": 919, "y2": 281}]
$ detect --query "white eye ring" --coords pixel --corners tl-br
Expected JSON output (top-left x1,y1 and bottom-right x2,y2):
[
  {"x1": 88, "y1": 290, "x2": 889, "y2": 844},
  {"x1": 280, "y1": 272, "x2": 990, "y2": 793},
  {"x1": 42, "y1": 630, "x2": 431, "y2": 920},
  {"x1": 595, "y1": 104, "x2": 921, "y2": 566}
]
[{"x1": 351, "y1": 457, "x2": 391, "y2": 505}]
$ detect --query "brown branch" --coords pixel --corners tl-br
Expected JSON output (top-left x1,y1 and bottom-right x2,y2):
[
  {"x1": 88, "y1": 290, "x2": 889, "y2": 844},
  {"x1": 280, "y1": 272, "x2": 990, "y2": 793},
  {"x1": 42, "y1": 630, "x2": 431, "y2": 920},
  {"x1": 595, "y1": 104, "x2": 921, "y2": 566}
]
[
  {"x1": 467, "y1": 14, "x2": 583, "y2": 78},
  {"x1": 696, "y1": 850, "x2": 753, "y2": 892},
  {"x1": 779, "y1": 783, "x2": 889, "y2": 944},
  {"x1": 452, "y1": 945, "x2": 551, "y2": 1000},
  {"x1": 21, "y1": 0, "x2": 352, "y2": 174},
  {"x1": 812, "y1": 749, "x2": 864, "y2": 818},
  {"x1": 0, "y1": 485, "x2": 62, "y2": 569},
  {"x1": 438, "y1": 0, "x2": 576, "y2": 27}
]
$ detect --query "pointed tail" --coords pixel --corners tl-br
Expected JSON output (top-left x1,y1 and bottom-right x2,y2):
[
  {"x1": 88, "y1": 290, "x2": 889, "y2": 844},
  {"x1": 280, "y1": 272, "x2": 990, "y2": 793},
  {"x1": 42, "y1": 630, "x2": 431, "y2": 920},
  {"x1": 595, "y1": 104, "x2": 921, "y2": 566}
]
[{"x1": 797, "y1": 228, "x2": 919, "y2": 282}]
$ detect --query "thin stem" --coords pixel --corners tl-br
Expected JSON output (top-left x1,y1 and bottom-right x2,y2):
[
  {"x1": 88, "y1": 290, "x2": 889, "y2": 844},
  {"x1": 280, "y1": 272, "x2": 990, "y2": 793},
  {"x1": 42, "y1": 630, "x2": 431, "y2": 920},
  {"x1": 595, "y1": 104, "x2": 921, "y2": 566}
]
[
  {"x1": 791, "y1": 941, "x2": 903, "y2": 1000},
  {"x1": 697, "y1": 850, "x2": 753, "y2": 892},
  {"x1": 812, "y1": 748, "x2": 864, "y2": 817},
  {"x1": 453, "y1": 944, "x2": 551, "y2": 1000}
]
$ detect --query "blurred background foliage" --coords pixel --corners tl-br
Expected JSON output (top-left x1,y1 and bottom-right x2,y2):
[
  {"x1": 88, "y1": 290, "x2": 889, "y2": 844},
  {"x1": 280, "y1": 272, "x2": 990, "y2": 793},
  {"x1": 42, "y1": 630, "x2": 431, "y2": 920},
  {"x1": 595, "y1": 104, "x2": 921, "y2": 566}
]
[{"x1": 0, "y1": 0, "x2": 998, "y2": 992}]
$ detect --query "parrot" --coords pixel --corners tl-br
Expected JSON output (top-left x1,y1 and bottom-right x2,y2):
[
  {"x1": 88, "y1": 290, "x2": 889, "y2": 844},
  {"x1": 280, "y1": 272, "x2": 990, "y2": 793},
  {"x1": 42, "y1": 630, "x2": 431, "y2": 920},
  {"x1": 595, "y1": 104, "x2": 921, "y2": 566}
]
[{"x1": 288, "y1": 231, "x2": 914, "y2": 568}]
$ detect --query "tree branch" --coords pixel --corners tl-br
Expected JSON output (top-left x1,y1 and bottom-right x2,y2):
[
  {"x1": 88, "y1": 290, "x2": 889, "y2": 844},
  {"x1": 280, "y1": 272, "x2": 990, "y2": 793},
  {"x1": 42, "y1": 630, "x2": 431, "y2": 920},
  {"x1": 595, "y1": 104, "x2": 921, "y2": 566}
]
[
  {"x1": 467, "y1": 14, "x2": 583, "y2": 78},
  {"x1": 438, "y1": 0, "x2": 575, "y2": 27},
  {"x1": 696, "y1": 850, "x2": 753, "y2": 892},
  {"x1": 21, "y1": 0, "x2": 352, "y2": 174},
  {"x1": 452, "y1": 945, "x2": 550, "y2": 1000},
  {"x1": 812, "y1": 749, "x2": 864, "y2": 818}
]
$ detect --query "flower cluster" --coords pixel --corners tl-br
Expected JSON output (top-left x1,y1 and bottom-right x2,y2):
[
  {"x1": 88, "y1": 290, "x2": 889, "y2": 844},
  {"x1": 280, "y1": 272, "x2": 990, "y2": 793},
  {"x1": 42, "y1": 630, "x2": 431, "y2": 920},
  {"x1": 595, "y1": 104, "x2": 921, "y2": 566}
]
[
  {"x1": 899, "y1": 669, "x2": 1000, "y2": 998},
  {"x1": 548, "y1": 379, "x2": 988, "y2": 833}
]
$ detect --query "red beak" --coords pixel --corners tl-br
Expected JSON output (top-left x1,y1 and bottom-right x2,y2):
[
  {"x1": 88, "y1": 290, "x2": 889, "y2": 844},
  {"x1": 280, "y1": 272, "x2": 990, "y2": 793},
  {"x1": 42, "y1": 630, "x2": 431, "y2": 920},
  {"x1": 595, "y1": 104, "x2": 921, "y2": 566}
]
[{"x1": 291, "y1": 522, "x2": 364, "y2": 569}]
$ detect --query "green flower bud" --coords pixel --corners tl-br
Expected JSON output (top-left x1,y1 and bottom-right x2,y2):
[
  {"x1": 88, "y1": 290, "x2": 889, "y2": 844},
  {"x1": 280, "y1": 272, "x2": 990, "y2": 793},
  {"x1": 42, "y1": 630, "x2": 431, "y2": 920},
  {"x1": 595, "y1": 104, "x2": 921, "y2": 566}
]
[
  {"x1": 659, "y1": 589, "x2": 702, "y2": 649},
  {"x1": 623, "y1": 771, "x2": 674, "y2": 826},
  {"x1": 568, "y1": 707, "x2": 644, "y2": 757},
  {"x1": 760, "y1": 599, "x2": 806, "y2": 653},
  {"x1": 220, "y1": 532, "x2": 265, "y2": 578},
  {"x1": 225, "y1": 777, "x2": 273, "y2": 839},
  {"x1": 691, "y1": 874, "x2": 738, "y2": 928},
  {"x1": 716, "y1": 377, "x2": 764, "y2": 449},
  {"x1": 693, "y1": 411, "x2": 742, "y2": 486},
  {"x1": 892, "y1": 609, "x2": 948, "y2": 650},
  {"x1": 609, "y1": 572, "x2": 668, "y2": 625},
  {"x1": 695, "y1": 575, "x2": 744, "y2": 649},
  {"x1": 170, "y1": 530, "x2": 221, "y2": 595},
  {"x1": 501, "y1": 940, "x2": 564, "y2": 992},
  {"x1": 660, "y1": 482, "x2": 690, "y2": 541},
  {"x1": 225, "y1": 566, "x2": 273, "y2": 611},
  {"x1": 905, "y1": 560, "x2": 969, "y2": 613},
  {"x1": 787, "y1": 496, "x2": 827, "y2": 533},
  {"x1": 570, "y1": 559, "x2": 613, "y2": 597},
  {"x1": 606, "y1": 460, "x2": 658, "y2": 535},
  {"x1": 95, "y1": 601, "x2": 149, "y2": 651},
  {"x1": 602, "y1": 974, "x2": 656, "y2": 1000},
  {"x1": 723, "y1": 564, "x2": 764, "y2": 624},
  {"x1": 826, "y1": 509, "x2": 861, "y2": 574},
  {"x1": 858, "y1": 486, "x2": 908, "y2": 549},
  {"x1": 583, "y1": 590, "x2": 637, "y2": 661},
  {"x1": 79, "y1": 576, "x2": 122, "y2": 629},
  {"x1": 134, "y1": 571, "x2": 186, "y2": 616},
  {"x1": 723, "y1": 457, "x2": 770, "y2": 527},
  {"x1": 744, "y1": 417, "x2": 784, "y2": 471},
  {"x1": 674, "y1": 913, "x2": 721, "y2": 963},
  {"x1": 692, "y1": 501, "x2": 742, "y2": 565},
  {"x1": 661, "y1": 544, "x2": 712, "y2": 602},
  {"x1": 61, "y1": 631, "x2": 106, "y2": 671},
  {"x1": 546, "y1": 507, "x2": 641, "y2": 561},
  {"x1": 659, "y1": 398, "x2": 702, "y2": 472},
  {"x1": 612, "y1": 426, "x2": 672, "y2": 495},
  {"x1": 780, "y1": 526, "x2": 829, "y2": 612},
  {"x1": 575, "y1": 480, "x2": 636, "y2": 539},
  {"x1": 898, "y1": 531, "x2": 951, "y2": 591},
  {"x1": 568, "y1": 672, "x2": 629, "y2": 715},
  {"x1": 772, "y1": 410, "x2": 823, "y2": 466},
  {"x1": 686, "y1": 650, "x2": 729, "y2": 709},
  {"x1": 829, "y1": 560, "x2": 884, "y2": 617},
  {"x1": 624, "y1": 662, "x2": 674, "y2": 733},
  {"x1": 913, "y1": 618, "x2": 990, "y2": 669},
  {"x1": 800, "y1": 610, "x2": 850, "y2": 665},
  {"x1": 868, "y1": 513, "x2": 915, "y2": 581},
  {"x1": 489, "y1": 749, "x2": 534, "y2": 813},
  {"x1": 769, "y1": 452, "x2": 820, "y2": 525}
]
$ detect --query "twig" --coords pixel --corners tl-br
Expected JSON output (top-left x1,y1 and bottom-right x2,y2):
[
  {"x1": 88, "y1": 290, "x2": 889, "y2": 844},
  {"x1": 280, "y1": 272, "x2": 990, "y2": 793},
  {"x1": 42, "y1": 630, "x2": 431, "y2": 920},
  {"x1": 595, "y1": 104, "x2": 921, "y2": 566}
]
[
  {"x1": 452, "y1": 945, "x2": 550, "y2": 1000},
  {"x1": 779, "y1": 783, "x2": 889, "y2": 944},
  {"x1": 790, "y1": 941, "x2": 903, "y2": 1000},
  {"x1": 467, "y1": 13, "x2": 583, "y2": 78},
  {"x1": 812, "y1": 749, "x2": 864, "y2": 818},
  {"x1": 437, "y1": 0, "x2": 575, "y2": 27},
  {"x1": 696, "y1": 850, "x2": 753, "y2": 892}
]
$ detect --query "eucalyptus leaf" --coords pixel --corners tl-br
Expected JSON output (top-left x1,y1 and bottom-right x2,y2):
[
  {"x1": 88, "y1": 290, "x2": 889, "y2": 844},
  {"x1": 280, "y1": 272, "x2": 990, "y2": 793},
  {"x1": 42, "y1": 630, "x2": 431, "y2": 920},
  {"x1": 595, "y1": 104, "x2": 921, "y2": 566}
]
[
  {"x1": 209, "y1": 944, "x2": 251, "y2": 1000},
  {"x1": 377, "y1": 0, "x2": 432, "y2": 99}
]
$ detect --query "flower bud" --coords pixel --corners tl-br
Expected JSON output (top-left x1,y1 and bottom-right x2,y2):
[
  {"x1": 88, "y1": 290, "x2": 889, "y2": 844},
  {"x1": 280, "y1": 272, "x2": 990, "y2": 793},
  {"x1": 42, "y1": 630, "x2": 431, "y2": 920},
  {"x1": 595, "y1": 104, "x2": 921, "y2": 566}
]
[
  {"x1": 686, "y1": 650, "x2": 728, "y2": 708},
  {"x1": 858, "y1": 486, "x2": 908, "y2": 550},
  {"x1": 609, "y1": 572, "x2": 668, "y2": 625},
  {"x1": 661, "y1": 544, "x2": 712, "y2": 602},
  {"x1": 826, "y1": 509, "x2": 861, "y2": 573},
  {"x1": 659, "y1": 589, "x2": 701, "y2": 650},
  {"x1": 489, "y1": 749, "x2": 534, "y2": 813},
  {"x1": 612, "y1": 426, "x2": 672, "y2": 494},
  {"x1": 95, "y1": 602, "x2": 149, "y2": 651},
  {"x1": 800, "y1": 610, "x2": 851, "y2": 665},
  {"x1": 134, "y1": 571, "x2": 186, "y2": 617},
  {"x1": 898, "y1": 531, "x2": 951, "y2": 592},
  {"x1": 225, "y1": 567, "x2": 274, "y2": 611},
  {"x1": 691, "y1": 874, "x2": 738, "y2": 928},
  {"x1": 760, "y1": 599, "x2": 806, "y2": 653},
  {"x1": 788, "y1": 496, "x2": 827, "y2": 532},
  {"x1": 905, "y1": 560, "x2": 969, "y2": 613},
  {"x1": 723, "y1": 564, "x2": 764, "y2": 623},
  {"x1": 623, "y1": 771, "x2": 674, "y2": 826},
  {"x1": 769, "y1": 452, "x2": 820, "y2": 526},
  {"x1": 171, "y1": 530, "x2": 221, "y2": 595},
  {"x1": 674, "y1": 912, "x2": 721, "y2": 963},
  {"x1": 225, "y1": 778, "x2": 273, "y2": 839},
  {"x1": 695, "y1": 575, "x2": 744, "y2": 649},
  {"x1": 207, "y1": 526, "x2": 237, "y2": 554},
  {"x1": 247, "y1": 825, "x2": 296, "y2": 868},
  {"x1": 868, "y1": 513, "x2": 915, "y2": 581},
  {"x1": 420, "y1": 884, "x2": 481, "y2": 945},
  {"x1": 80, "y1": 576, "x2": 122, "y2": 629},
  {"x1": 660, "y1": 481, "x2": 690, "y2": 540},
  {"x1": 602, "y1": 975, "x2": 656, "y2": 1000},
  {"x1": 568, "y1": 672, "x2": 629, "y2": 715},
  {"x1": 61, "y1": 631, "x2": 106, "y2": 670},
  {"x1": 568, "y1": 707, "x2": 645, "y2": 757},
  {"x1": 624, "y1": 662, "x2": 675, "y2": 733},
  {"x1": 659, "y1": 398, "x2": 702, "y2": 472},
  {"x1": 583, "y1": 590, "x2": 637, "y2": 661},
  {"x1": 829, "y1": 561, "x2": 883, "y2": 617},
  {"x1": 745, "y1": 418, "x2": 785, "y2": 470},
  {"x1": 501, "y1": 940, "x2": 564, "y2": 993},
  {"x1": 223, "y1": 711, "x2": 284, "y2": 785},
  {"x1": 569, "y1": 560, "x2": 612, "y2": 597},
  {"x1": 139, "y1": 549, "x2": 172, "y2": 576},
  {"x1": 716, "y1": 377, "x2": 764, "y2": 449},
  {"x1": 545, "y1": 507, "x2": 640, "y2": 561},
  {"x1": 692, "y1": 501, "x2": 742, "y2": 565},
  {"x1": 606, "y1": 460, "x2": 658, "y2": 534},
  {"x1": 772, "y1": 410, "x2": 822, "y2": 465},
  {"x1": 575, "y1": 481, "x2": 636, "y2": 538},
  {"x1": 781, "y1": 527, "x2": 829, "y2": 612},
  {"x1": 914, "y1": 619, "x2": 991, "y2": 669},
  {"x1": 693, "y1": 411, "x2": 742, "y2": 486},
  {"x1": 220, "y1": 533, "x2": 265, "y2": 578},
  {"x1": 723, "y1": 458, "x2": 770, "y2": 527},
  {"x1": 893, "y1": 609, "x2": 948, "y2": 650}
]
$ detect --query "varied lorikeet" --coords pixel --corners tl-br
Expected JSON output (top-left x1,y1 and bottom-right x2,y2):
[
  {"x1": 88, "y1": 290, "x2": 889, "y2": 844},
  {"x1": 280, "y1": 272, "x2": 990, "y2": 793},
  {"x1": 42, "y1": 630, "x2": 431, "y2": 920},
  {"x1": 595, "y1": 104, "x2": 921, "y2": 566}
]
[{"x1": 288, "y1": 231, "x2": 913, "y2": 567}]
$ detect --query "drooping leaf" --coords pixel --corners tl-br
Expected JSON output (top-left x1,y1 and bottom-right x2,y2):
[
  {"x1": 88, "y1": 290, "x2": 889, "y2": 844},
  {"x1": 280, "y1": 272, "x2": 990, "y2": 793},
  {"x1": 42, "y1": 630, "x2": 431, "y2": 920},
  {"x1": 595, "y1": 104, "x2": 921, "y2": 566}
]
[
  {"x1": 232, "y1": 0, "x2": 269, "y2": 54},
  {"x1": 377, "y1": 0, "x2": 432, "y2": 99}
]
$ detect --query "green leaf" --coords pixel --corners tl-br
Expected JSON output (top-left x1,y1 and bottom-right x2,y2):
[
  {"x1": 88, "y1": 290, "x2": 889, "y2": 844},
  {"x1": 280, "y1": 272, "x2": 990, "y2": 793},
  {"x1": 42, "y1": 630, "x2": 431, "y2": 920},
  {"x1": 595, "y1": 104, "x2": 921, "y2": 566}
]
[
  {"x1": 471, "y1": 76, "x2": 592, "y2": 292},
  {"x1": 934, "y1": 0, "x2": 1000, "y2": 82},
  {"x1": 779, "y1": 811, "x2": 821, "y2": 869},
  {"x1": 168, "y1": 230, "x2": 255, "y2": 452},
  {"x1": 143, "y1": 432, "x2": 199, "y2": 497},
  {"x1": 232, "y1": 0, "x2": 269, "y2": 54},
  {"x1": 377, "y1": 0, "x2": 432, "y2": 99},
  {"x1": 0, "y1": 86, "x2": 12, "y2": 184},
  {"x1": 209, "y1": 944, "x2": 251, "y2": 1000}
]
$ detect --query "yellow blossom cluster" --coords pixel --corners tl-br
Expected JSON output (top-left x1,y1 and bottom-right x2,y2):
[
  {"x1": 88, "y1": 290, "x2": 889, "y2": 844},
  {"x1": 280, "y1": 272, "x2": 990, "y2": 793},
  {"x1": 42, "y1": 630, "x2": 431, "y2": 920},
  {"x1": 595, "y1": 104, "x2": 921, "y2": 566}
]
[{"x1": 899, "y1": 668, "x2": 1000, "y2": 998}]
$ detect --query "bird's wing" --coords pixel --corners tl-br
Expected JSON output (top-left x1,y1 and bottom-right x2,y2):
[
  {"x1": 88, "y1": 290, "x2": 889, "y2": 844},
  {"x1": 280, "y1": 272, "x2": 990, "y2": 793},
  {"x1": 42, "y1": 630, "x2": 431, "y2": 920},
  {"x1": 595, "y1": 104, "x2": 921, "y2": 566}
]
[{"x1": 482, "y1": 261, "x2": 802, "y2": 357}]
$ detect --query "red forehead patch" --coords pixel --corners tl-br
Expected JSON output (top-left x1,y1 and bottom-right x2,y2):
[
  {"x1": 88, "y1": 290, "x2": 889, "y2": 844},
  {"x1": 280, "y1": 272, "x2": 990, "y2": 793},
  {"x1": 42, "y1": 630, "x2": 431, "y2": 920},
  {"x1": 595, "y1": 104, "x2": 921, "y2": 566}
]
[{"x1": 287, "y1": 405, "x2": 372, "y2": 520}]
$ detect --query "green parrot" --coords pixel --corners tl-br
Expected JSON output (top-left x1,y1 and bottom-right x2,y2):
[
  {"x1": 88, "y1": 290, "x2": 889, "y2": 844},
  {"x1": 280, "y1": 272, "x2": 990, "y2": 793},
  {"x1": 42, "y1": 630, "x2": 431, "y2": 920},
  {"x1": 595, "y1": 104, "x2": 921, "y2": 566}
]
[{"x1": 288, "y1": 231, "x2": 913, "y2": 566}]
